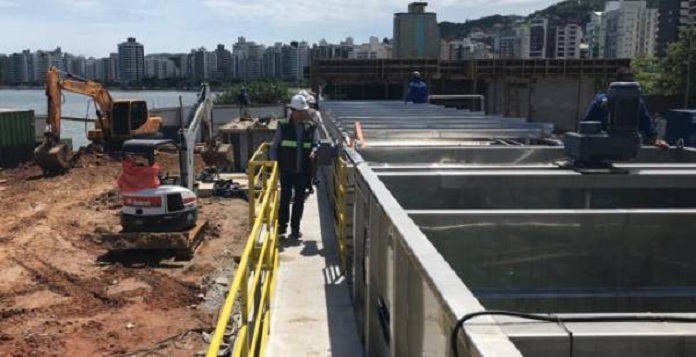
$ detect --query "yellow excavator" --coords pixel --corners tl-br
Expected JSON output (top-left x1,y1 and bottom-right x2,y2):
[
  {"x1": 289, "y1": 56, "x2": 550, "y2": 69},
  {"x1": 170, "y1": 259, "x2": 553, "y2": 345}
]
[{"x1": 35, "y1": 66, "x2": 163, "y2": 174}]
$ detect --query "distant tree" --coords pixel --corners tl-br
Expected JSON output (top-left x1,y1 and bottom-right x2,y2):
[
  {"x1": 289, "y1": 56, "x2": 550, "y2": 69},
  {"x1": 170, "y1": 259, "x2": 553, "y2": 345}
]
[
  {"x1": 658, "y1": 26, "x2": 696, "y2": 96},
  {"x1": 631, "y1": 56, "x2": 662, "y2": 95},
  {"x1": 214, "y1": 80, "x2": 291, "y2": 105}
]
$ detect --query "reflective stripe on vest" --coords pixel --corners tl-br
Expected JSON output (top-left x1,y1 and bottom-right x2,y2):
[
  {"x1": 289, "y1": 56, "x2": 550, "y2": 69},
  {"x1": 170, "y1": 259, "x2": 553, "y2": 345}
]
[{"x1": 281, "y1": 140, "x2": 312, "y2": 149}]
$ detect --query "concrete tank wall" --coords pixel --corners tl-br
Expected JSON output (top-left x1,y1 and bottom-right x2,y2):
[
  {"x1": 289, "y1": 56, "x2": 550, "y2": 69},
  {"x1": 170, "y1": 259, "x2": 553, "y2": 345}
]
[{"x1": 486, "y1": 77, "x2": 601, "y2": 132}]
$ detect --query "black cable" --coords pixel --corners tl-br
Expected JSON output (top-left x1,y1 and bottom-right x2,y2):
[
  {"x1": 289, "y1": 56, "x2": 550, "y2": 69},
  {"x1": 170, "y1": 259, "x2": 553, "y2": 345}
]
[{"x1": 451, "y1": 310, "x2": 696, "y2": 357}]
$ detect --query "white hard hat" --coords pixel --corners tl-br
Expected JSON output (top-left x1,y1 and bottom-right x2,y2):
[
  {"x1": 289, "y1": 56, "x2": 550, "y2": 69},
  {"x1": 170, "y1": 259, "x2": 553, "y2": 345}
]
[
  {"x1": 289, "y1": 94, "x2": 310, "y2": 110},
  {"x1": 298, "y1": 89, "x2": 309, "y2": 97}
]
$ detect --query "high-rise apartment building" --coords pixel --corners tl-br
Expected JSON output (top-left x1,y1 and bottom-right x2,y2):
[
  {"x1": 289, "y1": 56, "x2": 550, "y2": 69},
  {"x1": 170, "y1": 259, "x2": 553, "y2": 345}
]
[
  {"x1": 108, "y1": 53, "x2": 119, "y2": 82},
  {"x1": 657, "y1": 0, "x2": 696, "y2": 55},
  {"x1": 586, "y1": 12, "x2": 605, "y2": 58},
  {"x1": 192, "y1": 47, "x2": 214, "y2": 80},
  {"x1": 602, "y1": 1, "x2": 657, "y2": 58},
  {"x1": 214, "y1": 44, "x2": 232, "y2": 80},
  {"x1": 555, "y1": 24, "x2": 583, "y2": 59},
  {"x1": 118, "y1": 37, "x2": 145, "y2": 84},
  {"x1": 393, "y1": 2, "x2": 440, "y2": 58},
  {"x1": 262, "y1": 43, "x2": 283, "y2": 79},
  {"x1": 528, "y1": 19, "x2": 548, "y2": 58}
]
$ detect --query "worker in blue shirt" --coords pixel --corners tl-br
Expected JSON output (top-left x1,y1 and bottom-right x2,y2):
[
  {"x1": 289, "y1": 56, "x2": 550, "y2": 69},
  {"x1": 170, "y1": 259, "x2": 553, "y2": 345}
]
[
  {"x1": 583, "y1": 68, "x2": 668, "y2": 148},
  {"x1": 405, "y1": 71, "x2": 428, "y2": 104}
]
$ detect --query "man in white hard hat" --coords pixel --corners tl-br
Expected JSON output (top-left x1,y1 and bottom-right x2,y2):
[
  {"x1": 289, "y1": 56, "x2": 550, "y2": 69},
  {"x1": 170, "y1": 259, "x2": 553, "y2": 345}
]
[
  {"x1": 303, "y1": 93, "x2": 323, "y2": 194},
  {"x1": 270, "y1": 94, "x2": 319, "y2": 238}
]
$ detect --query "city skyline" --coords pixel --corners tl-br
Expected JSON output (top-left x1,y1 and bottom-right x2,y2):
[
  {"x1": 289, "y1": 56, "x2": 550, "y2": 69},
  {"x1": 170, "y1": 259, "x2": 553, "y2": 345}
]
[{"x1": 0, "y1": 0, "x2": 561, "y2": 57}]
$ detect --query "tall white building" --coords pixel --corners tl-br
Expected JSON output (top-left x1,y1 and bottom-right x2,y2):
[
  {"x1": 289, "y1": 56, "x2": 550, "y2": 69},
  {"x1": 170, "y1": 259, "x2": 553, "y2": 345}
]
[
  {"x1": 262, "y1": 43, "x2": 283, "y2": 79},
  {"x1": 33, "y1": 47, "x2": 63, "y2": 84},
  {"x1": 602, "y1": 1, "x2": 658, "y2": 58},
  {"x1": 145, "y1": 56, "x2": 176, "y2": 79},
  {"x1": 350, "y1": 37, "x2": 392, "y2": 59},
  {"x1": 246, "y1": 43, "x2": 265, "y2": 81},
  {"x1": 232, "y1": 37, "x2": 266, "y2": 80},
  {"x1": 441, "y1": 38, "x2": 491, "y2": 60},
  {"x1": 555, "y1": 24, "x2": 583, "y2": 59}
]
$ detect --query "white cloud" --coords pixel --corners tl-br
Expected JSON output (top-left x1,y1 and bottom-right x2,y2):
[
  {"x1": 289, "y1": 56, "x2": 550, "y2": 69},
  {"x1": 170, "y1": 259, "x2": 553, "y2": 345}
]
[
  {"x1": 0, "y1": 0, "x2": 20, "y2": 7},
  {"x1": 57, "y1": 0, "x2": 103, "y2": 10},
  {"x1": 0, "y1": 0, "x2": 565, "y2": 56}
]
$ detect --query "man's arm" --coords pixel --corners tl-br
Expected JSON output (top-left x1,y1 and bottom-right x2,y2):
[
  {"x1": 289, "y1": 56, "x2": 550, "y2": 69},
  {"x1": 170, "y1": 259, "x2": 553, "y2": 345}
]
[
  {"x1": 583, "y1": 97, "x2": 602, "y2": 122},
  {"x1": 309, "y1": 125, "x2": 320, "y2": 160},
  {"x1": 638, "y1": 99, "x2": 658, "y2": 140},
  {"x1": 269, "y1": 127, "x2": 282, "y2": 161}
]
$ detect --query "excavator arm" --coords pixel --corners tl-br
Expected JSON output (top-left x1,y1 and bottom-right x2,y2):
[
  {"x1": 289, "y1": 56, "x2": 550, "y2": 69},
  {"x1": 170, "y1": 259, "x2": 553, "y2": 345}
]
[
  {"x1": 179, "y1": 83, "x2": 232, "y2": 189},
  {"x1": 35, "y1": 66, "x2": 88, "y2": 174},
  {"x1": 59, "y1": 73, "x2": 114, "y2": 137}
]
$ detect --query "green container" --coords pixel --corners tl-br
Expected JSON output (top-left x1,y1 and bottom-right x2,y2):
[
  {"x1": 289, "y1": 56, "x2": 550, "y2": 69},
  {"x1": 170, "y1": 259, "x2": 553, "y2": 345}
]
[{"x1": 0, "y1": 109, "x2": 36, "y2": 148}]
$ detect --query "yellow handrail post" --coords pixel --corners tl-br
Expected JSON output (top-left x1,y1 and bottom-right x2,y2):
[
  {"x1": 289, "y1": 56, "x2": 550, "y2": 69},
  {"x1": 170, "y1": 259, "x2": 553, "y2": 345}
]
[
  {"x1": 208, "y1": 142, "x2": 280, "y2": 357},
  {"x1": 248, "y1": 161, "x2": 256, "y2": 227}
]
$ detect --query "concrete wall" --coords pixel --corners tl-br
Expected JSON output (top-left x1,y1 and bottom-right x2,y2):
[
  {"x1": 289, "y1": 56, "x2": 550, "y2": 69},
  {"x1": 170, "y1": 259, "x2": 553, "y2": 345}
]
[
  {"x1": 486, "y1": 77, "x2": 601, "y2": 132},
  {"x1": 151, "y1": 105, "x2": 285, "y2": 128}
]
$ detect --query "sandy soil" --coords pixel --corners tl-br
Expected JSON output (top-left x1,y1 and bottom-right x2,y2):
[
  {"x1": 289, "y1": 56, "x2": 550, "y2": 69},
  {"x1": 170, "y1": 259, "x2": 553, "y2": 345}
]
[{"x1": 0, "y1": 152, "x2": 247, "y2": 356}]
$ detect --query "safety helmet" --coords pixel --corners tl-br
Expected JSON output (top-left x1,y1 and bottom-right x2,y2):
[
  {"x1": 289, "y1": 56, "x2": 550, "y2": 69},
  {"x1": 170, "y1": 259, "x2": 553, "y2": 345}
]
[
  {"x1": 298, "y1": 89, "x2": 309, "y2": 97},
  {"x1": 289, "y1": 94, "x2": 310, "y2": 110},
  {"x1": 412, "y1": 71, "x2": 421, "y2": 78}
]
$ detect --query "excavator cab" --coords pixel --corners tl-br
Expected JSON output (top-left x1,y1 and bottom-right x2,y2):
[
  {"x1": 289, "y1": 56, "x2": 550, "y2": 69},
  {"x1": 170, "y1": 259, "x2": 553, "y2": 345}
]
[{"x1": 88, "y1": 100, "x2": 162, "y2": 144}]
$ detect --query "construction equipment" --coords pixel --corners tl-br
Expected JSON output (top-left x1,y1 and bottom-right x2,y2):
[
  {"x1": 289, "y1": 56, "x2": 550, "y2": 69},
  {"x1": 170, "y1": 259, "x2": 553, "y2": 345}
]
[
  {"x1": 103, "y1": 84, "x2": 229, "y2": 256},
  {"x1": 104, "y1": 138, "x2": 207, "y2": 257},
  {"x1": 34, "y1": 66, "x2": 162, "y2": 174},
  {"x1": 180, "y1": 83, "x2": 233, "y2": 178},
  {"x1": 119, "y1": 139, "x2": 199, "y2": 233},
  {"x1": 563, "y1": 82, "x2": 643, "y2": 171}
]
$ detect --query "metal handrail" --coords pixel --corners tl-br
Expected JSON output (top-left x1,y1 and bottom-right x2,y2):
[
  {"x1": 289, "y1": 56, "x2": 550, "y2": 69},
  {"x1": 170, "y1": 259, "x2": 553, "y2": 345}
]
[
  {"x1": 207, "y1": 143, "x2": 279, "y2": 357},
  {"x1": 334, "y1": 148, "x2": 349, "y2": 273}
]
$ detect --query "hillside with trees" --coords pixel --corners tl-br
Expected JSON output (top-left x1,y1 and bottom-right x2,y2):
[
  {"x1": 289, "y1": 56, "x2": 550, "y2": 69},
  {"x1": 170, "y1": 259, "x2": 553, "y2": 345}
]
[{"x1": 439, "y1": 0, "x2": 660, "y2": 39}]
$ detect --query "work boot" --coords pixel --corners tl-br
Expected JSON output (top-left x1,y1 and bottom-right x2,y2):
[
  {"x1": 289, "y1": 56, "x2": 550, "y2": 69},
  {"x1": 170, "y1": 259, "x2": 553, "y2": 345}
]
[
  {"x1": 279, "y1": 225, "x2": 287, "y2": 237},
  {"x1": 290, "y1": 230, "x2": 302, "y2": 239}
]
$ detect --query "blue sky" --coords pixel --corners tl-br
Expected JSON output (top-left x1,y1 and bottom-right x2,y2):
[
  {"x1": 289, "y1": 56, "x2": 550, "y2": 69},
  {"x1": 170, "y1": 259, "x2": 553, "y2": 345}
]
[{"x1": 0, "y1": 0, "x2": 560, "y2": 57}]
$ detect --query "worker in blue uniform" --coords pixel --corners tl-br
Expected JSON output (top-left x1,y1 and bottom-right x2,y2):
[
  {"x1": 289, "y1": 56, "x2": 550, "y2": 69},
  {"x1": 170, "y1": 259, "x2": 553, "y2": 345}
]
[
  {"x1": 405, "y1": 71, "x2": 428, "y2": 104},
  {"x1": 238, "y1": 87, "x2": 251, "y2": 120},
  {"x1": 583, "y1": 68, "x2": 668, "y2": 148}
]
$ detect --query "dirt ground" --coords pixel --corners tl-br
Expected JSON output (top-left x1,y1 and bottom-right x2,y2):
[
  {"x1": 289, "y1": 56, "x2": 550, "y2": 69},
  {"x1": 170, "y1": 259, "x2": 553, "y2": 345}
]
[{"x1": 0, "y1": 152, "x2": 248, "y2": 356}]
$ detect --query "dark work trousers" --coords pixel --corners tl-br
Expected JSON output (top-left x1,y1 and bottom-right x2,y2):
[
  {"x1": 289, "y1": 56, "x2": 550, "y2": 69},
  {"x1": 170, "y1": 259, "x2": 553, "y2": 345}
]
[{"x1": 279, "y1": 171, "x2": 310, "y2": 232}]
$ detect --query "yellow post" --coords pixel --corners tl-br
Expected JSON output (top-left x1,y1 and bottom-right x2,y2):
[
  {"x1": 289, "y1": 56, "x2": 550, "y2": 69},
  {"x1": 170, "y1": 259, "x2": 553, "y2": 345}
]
[{"x1": 248, "y1": 161, "x2": 255, "y2": 227}]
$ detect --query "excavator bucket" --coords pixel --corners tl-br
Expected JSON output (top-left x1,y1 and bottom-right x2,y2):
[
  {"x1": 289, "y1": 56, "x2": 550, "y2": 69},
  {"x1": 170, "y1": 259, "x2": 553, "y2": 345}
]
[
  {"x1": 34, "y1": 142, "x2": 72, "y2": 174},
  {"x1": 201, "y1": 143, "x2": 233, "y2": 169}
]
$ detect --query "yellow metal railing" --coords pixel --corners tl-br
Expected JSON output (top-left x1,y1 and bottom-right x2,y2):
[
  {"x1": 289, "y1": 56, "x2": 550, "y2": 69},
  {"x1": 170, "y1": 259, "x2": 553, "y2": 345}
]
[
  {"x1": 207, "y1": 143, "x2": 279, "y2": 357},
  {"x1": 334, "y1": 148, "x2": 349, "y2": 274}
]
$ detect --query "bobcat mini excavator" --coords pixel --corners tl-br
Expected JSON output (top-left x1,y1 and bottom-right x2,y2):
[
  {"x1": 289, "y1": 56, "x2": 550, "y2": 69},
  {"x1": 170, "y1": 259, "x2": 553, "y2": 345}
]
[
  {"x1": 101, "y1": 83, "x2": 232, "y2": 257},
  {"x1": 35, "y1": 66, "x2": 162, "y2": 174}
]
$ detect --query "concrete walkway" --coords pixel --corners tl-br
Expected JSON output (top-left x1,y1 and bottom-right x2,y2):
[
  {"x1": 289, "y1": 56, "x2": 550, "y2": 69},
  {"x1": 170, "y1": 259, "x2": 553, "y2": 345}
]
[{"x1": 265, "y1": 180, "x2": 363, "y2": 357}]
